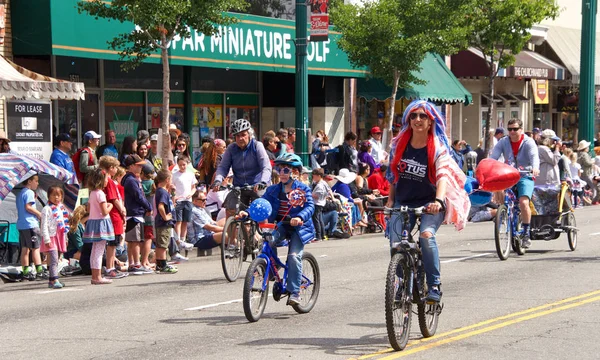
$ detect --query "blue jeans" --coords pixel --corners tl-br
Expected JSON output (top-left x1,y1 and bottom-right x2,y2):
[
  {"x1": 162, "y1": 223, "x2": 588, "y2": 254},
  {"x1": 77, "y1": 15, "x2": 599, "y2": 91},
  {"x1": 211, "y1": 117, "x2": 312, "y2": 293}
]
[
  {"x1": 322, "y1": 210, "x2": 339, "y2": 235},
  {"x1": 389, "y1": 202, "x2": 444, "y2": 287},
  {"x1": 271, "y1": 227, "x2": 304, "y2": 296}
]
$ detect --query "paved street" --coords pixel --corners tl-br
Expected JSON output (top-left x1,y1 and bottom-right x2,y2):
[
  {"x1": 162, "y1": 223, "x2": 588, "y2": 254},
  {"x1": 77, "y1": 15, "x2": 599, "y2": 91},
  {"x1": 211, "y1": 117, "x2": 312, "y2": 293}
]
[{"x1": 1, "y1": 207, "x2": 599, "y2": 360}]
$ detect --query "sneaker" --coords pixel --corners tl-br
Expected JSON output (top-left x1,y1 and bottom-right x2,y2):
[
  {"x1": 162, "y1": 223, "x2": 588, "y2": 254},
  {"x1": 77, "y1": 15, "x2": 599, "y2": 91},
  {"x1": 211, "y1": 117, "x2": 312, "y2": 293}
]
[
  {"x1": 178, "y1": 241, "x2": 194, "y2": 251},
  {"x1": 224, "y1": 245, "x2": 240, "y2": 259},
  {"x1": 23, "y1": 272, "x2": 36, "y2": 281},
  {"x1": 104, "y1": 269, "x2": 128, "y2": 279},
  {"x1": 91, "y1": 278, "x2": 113, "y2": 285},
  {"x1": 426, "y1": 285, "x2": 442, "y2": 303},
  {"x1": 288, "y1": 293, "x2": 301, "y2": 306},
  {"x1": 171, "y1": 253, "x2": 189, "y2": 263},
  {"x1": 36, "y1": 271, "x2": 49, "y2": 281},
  {"x1": 332, "y1": 230, "x2": 350, "y2": 239},
  {"x1": 138, "y1": 265, "x2": 154, "y2": 274},
  {"x1": 157, "y1": 265, "x2": 178, "y2": 274},
  {"x1": 521, "y1": 235, "x2": 532, "y2": 249},
  {"x1": 48, "y1": 281, "x2": 64, "y2": 289},
  {"x1": 128, "y1": 265, "x2": 145, "y2": 275}
]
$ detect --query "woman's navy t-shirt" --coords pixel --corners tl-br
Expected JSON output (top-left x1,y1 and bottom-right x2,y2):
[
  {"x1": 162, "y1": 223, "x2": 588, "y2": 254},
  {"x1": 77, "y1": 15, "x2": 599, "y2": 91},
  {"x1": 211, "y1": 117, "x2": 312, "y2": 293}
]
[{"x1": 394, "y1": 143, "x2": 436, "y2": 207}]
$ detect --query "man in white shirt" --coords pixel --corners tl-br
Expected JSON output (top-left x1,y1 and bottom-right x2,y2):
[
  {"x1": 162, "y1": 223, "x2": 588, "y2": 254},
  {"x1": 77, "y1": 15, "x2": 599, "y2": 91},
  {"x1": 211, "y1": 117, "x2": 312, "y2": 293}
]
[{"x1": 368, "y1": 126, "x2": 387, "y2": 164}]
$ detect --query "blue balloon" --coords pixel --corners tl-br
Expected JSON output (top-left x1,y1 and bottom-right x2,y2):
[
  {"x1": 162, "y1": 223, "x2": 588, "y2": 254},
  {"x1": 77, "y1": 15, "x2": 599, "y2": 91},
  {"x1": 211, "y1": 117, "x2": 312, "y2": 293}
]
[
  {"x1": 248, "y1": 198, "x2": 272, "y2": 222},
  {"x1": 469, "y1": 190, "x2": 493, "y2": 207},
  {"x1": 464, "y1": 176, "x2": 480, "y2": 194}
]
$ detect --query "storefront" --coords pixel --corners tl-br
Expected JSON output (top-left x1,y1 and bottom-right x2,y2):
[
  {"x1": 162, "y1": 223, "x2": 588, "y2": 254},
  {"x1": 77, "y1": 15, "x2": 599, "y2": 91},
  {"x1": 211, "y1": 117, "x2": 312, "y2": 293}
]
[
  {"x1": 450, "y1": 48, "x2": 566, "y2": 146},
  {"x1": 11, "y1": 0, "x2": 367, "y2": 159},
  {"x1": 356, "y1": 53, "x2": 473, "y2": 139}
]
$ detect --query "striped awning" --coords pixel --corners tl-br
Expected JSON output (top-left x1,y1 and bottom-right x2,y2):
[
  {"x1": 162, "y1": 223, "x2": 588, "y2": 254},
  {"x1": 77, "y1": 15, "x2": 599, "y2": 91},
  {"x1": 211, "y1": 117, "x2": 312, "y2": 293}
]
[{"x1": 0, "y1": 56, "x2": 85, "y2": 100}]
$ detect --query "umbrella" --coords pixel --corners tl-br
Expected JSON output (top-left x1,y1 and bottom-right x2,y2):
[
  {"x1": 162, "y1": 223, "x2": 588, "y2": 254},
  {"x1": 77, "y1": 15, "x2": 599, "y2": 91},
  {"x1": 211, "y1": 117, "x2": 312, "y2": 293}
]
[{"x1": 0, "y1": 153, "x2": 80, "y2": 211}]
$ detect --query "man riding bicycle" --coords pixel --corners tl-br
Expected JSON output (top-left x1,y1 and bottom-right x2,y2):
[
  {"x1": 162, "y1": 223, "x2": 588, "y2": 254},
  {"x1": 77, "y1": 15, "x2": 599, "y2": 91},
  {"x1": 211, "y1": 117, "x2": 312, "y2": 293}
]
[
  {"x1": 385, "y1": 100, "x2": 469, "y2": 303},
  {"x1": 212, "y1": 118, "x2": 272, "y2": 217},
  {"x1": 240, "y1": 153, "x2": 315, "y2": 305},
  {"x1": 490, "y1": 118, "x2": 540, "y2": 248}
]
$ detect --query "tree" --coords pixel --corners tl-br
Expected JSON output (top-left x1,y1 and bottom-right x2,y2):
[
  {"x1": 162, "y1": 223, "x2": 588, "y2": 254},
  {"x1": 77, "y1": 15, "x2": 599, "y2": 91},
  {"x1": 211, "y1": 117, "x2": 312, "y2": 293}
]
[
  {"x1": 330, "y1": 0, "x2": 472, "y2": 146},
  {"x1": 468, "y1": 0, "x2": 559, "y2": 155},
  {"x1": 78, "y1": 0, "x2": 248, "y2": 169}
]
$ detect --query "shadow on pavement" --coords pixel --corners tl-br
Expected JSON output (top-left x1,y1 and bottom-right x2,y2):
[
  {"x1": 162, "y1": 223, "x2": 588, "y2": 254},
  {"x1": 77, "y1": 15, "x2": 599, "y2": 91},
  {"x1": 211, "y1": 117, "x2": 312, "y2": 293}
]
[
  {"x1": 160, "y1": 315, "x2": 249, "y2": 327},
  {"x1": 521, "y1": 256, "x2": 600, "y2": 263},
  {"x1": 117, "y1": 278, "x2": 226, "y2": 288}
]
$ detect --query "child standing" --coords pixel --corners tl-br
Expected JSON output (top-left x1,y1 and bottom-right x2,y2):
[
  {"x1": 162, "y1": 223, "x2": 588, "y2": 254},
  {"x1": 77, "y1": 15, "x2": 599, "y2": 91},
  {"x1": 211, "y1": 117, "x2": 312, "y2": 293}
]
[
  {"x1": 311, "y1": 168, "x2": 330, "y2": 242},
  {"x1": 569, "y1": 152, "x2": 585, "y2": 208},
  {"x1": 40, "y1": 186, "x2": 70, "y2": 288},
  {"x1": 83, "y1": 168, "x2": 115, "y2": 285},
  {"x1": 16, "y1": 174, "x2": 45, "y2": 281},
  {"x1": 154, "y1": 170, "x2": 178, "y2": 273},
  {"x1": 141, "y1": 161, "x2": 157, "y2": 269},
  {"x1": 172, "y1": 155, "x2": 196, "y2": 250},
  {"x1": 99, "y1": 156, "x2": 128, "y2": 279}
]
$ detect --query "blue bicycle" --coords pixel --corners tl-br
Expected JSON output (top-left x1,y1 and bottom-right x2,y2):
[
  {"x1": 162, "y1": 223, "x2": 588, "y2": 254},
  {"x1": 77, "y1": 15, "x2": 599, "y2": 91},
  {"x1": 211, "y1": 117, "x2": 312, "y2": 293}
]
[
  {"x1": 242, "y1": 221, "x2": 320, "y2": 322},
  {"x1": 494, "y1": 186, "x2": 526, "y2": 260}
]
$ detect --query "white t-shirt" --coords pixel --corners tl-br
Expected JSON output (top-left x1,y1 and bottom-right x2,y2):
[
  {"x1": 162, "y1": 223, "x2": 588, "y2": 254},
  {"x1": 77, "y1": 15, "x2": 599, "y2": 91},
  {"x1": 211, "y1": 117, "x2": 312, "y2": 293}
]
[{"x1": 172, "y1": 169, "x2": 198, "y2": 202}]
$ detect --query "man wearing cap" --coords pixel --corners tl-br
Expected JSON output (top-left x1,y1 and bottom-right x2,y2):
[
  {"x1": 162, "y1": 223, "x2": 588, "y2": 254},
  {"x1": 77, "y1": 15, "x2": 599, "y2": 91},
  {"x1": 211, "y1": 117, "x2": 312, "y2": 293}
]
[
  {"x1": 535, "y1": 129, "x2": 562, "y2": 186},
  {"x1": 368, "y1": 126, "x2": 387, "y2": 164},
  {"x1": 148, "y1": 134, "x2": 162, "y2": 171},
  {"x1": 532, "y1": 128, "x2": 542, "y2": 144},
  {"x1": 121, "y1": 154, "x2": 153, "y2": 274},
  {"x1": 96, "y1": 130, "x2": 118, "y2": 159},
  {"x1": 80, "y1": 131, "x2": 102, "y2": 181},
  {"x1": 50, "y1": 133, "x2": 75, "y2": 174}
]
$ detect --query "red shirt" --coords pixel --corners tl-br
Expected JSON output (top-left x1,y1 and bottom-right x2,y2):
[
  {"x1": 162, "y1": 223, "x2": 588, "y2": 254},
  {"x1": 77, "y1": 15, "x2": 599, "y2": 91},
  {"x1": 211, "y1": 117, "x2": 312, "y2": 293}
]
[
  {"x1": 510, "y1": 134, "x2": 524, "y2": 160},
  {"x1": 104, "y1": 179, "x2": 124, "y2": 235},
  {"x1": 367, "y1": 169, "x2": 390, "y2": 196}
]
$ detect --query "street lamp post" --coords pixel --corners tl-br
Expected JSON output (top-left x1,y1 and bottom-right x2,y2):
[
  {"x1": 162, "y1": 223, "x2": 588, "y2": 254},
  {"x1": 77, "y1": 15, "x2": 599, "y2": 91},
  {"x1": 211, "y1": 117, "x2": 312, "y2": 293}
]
[
  {"x1": 295, "y1": 0, "x2": 309, "y2": 166},
  {"x1": 579, "y1": 0, "x2": 597, "y2": 154}
]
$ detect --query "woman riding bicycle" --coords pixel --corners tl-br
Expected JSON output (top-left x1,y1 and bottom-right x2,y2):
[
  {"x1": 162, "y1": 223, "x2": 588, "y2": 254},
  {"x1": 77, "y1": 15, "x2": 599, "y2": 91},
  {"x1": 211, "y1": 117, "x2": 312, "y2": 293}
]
[
  {"x1": 241, "y1": 153, "x2": 315, "y2": 305},
  {"x1": 385, "y1": 100, "x2": 470, "y2": 303}
]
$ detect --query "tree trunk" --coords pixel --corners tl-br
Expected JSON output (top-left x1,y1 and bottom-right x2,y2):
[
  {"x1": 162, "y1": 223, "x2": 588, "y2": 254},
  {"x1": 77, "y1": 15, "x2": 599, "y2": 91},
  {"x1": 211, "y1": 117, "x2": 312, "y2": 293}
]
[
  {"x1": 382, "y1": 70, "x2": 400, "y2": 149},
  {"x1": 483, "y1": 63, "x2": 496, "y2": 156},
  {"x1": 161, "y1": 31, "x2": 171, "y2": 170}
]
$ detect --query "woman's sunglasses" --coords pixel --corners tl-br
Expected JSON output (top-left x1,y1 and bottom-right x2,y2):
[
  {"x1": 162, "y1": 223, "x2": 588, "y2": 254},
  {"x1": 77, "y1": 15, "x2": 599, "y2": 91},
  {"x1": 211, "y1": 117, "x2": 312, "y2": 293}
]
[
  {"x1": 409, "y1": 112, "x2": 429, "y2": 121},
  {"x1": 177, "y1": 143, "x2": 186, "y2": 148}
]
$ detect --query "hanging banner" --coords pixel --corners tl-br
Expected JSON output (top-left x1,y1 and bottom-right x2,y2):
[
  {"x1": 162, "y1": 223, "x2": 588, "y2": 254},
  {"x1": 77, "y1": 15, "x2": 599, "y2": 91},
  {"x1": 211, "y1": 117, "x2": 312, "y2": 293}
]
[
  {"x1": 532, "y1": 79, "x2": 548, "y2": 104},
  {"x1": 7, "y1": 101, "x2": 52, "y2": 160},
  {"x1": 310, "y1": 0, "x2": 329, "y2": 42}
]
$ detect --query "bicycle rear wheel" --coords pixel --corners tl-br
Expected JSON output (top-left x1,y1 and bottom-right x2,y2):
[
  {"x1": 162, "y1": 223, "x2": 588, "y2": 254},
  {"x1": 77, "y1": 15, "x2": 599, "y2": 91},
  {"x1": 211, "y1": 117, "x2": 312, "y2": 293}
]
[
  {"x1": 243, "y1": 258, "x2": 269, "y2": 322},
  {"x1": 221, "y1": 217, "x2": 243, "y2": 282},
  {"x1": 385, "y1": 252, "x2": 412, "y2": 351},
  {"x1": 494, "y1": 205, "x2": 511, "y2": 260},
  {"x1": 417, "y1": 280, "x2": 439, "y2": 338},
  {"x1": 291, "y1": 252, "x2": 320, "y2": 314}
]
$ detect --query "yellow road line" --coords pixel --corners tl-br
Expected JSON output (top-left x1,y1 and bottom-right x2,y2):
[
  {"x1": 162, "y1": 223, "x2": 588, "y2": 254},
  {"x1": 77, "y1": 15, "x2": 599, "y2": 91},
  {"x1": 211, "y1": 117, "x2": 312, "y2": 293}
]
[
  {"x1": 353, "y1": 289, "x2": 600, "y2": 360},
  {"x1": 379, "y1": 295, "x2": 600, "y2": 359}
]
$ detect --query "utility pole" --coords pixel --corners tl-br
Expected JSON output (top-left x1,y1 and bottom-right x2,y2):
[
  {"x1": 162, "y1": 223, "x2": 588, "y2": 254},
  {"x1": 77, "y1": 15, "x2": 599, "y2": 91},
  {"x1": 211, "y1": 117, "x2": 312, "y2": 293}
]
[
  {"x1": 295, "y1": 0, "x2": 309, "y2": 166},
  {"x1": 579, "y1": 0, "x2": 597, "y2": 154}
]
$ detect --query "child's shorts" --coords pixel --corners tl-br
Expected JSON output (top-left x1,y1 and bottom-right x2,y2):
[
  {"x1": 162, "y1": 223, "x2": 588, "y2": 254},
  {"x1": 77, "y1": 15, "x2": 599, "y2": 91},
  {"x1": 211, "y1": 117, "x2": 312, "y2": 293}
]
[
  {"x1": 154, "y1": 227, "x2": 171, "y2": 249},
  {"x1": 144, "y1": 225, "x2": 154, "y2": 240}
]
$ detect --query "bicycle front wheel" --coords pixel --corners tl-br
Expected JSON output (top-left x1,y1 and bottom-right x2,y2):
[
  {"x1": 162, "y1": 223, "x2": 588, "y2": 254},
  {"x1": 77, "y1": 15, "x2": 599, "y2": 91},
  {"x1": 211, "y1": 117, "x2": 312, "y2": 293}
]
[
  {"x1": 291, "y1": 252, "x2": 320, "y2": 314},
  {"x1": 221, "y1": 217, "x2": 243, "y2": 282},
  {"x1": 385, "y1": 252, "x2": 412, "y2": 351},
  {"x1": 243, "y1": 258, "x2": 269, "y2": 322},
  {"x1": 417, "y1": 281, "x2": 439, "y2": 338},
  {"x1": 494, "y1": 205, "x2": 511, "y2": 260}
]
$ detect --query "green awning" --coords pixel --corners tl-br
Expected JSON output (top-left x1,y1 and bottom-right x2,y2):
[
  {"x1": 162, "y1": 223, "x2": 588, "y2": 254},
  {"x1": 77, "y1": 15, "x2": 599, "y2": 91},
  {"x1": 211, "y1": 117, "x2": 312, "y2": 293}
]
[{"x1": 357, "y1": 53, "x2": 472, "y2": 105}]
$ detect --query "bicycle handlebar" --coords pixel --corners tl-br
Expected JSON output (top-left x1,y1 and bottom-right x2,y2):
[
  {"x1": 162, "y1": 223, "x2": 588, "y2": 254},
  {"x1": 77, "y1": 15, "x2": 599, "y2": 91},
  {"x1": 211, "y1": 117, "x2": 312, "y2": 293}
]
[
  {"x1": 217, "y1": 184, "x2": 255, "y2": 192},
  {"x1": 367, "y1": 206, "x2": 427, "y2": 216}
]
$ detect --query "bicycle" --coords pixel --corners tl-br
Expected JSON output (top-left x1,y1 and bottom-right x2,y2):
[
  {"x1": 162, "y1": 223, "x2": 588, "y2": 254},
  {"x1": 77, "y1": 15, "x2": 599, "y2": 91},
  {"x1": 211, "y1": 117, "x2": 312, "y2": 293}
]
[
  {"x1": 494, "y1": 169, "x2": 533, "y2": 260},
  {"x1": 376, "y1": 205, "x2": 443, "y2": 351},
  {"x1": 220, "y1": 184, "x2": 261, "y2": 282},
  {"x1": 242, "y1": 220, "x2": 320, "y2": 322}
]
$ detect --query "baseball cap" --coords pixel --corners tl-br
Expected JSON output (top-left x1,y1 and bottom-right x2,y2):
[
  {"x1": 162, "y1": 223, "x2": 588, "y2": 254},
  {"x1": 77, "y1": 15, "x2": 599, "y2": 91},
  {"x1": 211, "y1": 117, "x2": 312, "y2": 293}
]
[
  {"x1": 137, "y1": 130, "x2": 150, "y2": 142},
  {"x1": 150, "y1": 134, "x2": 158, "y2": 141},
  {"x1": 371, "y1": 126, "x2": 382, "y2": 134},
  {"x1": 55, "y1": 133, "x2": 71, "y2": 143},
  {"x1": 84, "y1": 130, "x2": 102, "y2": 141},
  {"x1": 124, "y1": 154, "x2": 146, "y2": 167},
  {"x1": 532, "y1": 127, "x2": 541, "y2": 134},
  {"x1": 141, "y1": 160, "x2": 156, "y2": 176},
  {"x1": 542, "y1": 129, "x2": 560, "y2": 141},
  {"x1": 495, "y1": 127, "x2": 505, "y2": 136}
]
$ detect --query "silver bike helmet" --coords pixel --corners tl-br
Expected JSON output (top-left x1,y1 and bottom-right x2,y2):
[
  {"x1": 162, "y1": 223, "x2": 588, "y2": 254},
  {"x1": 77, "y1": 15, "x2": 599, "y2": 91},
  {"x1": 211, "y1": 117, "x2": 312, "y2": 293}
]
[{"x1": 230, "y1": 118, "x2": 252, "y2": 136}]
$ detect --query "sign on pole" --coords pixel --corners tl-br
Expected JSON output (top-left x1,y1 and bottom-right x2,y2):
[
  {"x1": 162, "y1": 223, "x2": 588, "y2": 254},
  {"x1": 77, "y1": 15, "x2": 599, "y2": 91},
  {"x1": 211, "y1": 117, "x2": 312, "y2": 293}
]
[{"x1": 310, "y1": 0, "x2": 329, "y2": 42}]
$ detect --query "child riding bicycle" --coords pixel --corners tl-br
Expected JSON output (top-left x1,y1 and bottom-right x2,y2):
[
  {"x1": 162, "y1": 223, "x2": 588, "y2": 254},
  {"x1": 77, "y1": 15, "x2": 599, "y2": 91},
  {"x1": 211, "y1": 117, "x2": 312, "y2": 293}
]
[{"x1": 239, "y1": 153, "x2": 315, "y2": 305}]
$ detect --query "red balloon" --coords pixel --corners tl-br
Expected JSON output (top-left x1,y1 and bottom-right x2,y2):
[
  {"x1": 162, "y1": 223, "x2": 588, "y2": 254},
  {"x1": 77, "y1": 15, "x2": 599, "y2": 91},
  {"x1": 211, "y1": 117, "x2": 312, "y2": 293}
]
[{"x1": 476, "y1": 158, "x2": 521, "y2": 191}]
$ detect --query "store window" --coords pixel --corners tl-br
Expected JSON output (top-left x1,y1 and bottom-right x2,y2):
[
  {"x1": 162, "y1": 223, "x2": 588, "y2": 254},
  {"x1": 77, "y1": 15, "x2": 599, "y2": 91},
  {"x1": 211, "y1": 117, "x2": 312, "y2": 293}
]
[
  {"x1": 147, "y1": 91, "x2": 185, "y2": 132},
  {"x1": 190, "y1": 93, "x2": 224, "y2": 164},
  {"x1": 105, "y1": 61, "x2": 184, "y2": 90},
  {"x1": 56, "y1": 57, "x2": 99, "y2": 88},
  {"x1": 192, "y1": 68, "x2": 258, "y2": 92},
  {"x1": 104, "y1": 90, "x2": 146, "y2": 144},
  {"x1": 225, "y1": 94, "x2": 259, "y2": 138},
  {"x1": 56, "y1": 101, "x2": 77, "y2": 148}
]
